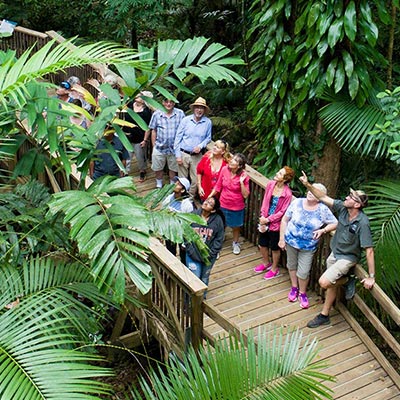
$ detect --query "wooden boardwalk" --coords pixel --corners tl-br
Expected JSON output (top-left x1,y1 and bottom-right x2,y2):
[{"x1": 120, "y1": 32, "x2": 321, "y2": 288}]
[
  {"x1": 131, "y1": 161, "x2": 400, "y2": 400},
  {"x1": 204, "y1": 236, "x2": 400, "y2": 400}
]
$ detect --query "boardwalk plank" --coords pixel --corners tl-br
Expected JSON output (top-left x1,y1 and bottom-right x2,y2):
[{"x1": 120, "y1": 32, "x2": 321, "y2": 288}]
[
  {"x1": 131, "y1": 160, "x2": 400, "y2": 399},
  {"x1": 205, "y1": 238, "x2": 400, "y2": 399}
]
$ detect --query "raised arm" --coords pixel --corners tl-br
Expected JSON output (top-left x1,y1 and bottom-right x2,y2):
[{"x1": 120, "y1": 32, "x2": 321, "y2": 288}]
[{"x1": 299, "y1": 171, "x2": 334, "y2": 208}]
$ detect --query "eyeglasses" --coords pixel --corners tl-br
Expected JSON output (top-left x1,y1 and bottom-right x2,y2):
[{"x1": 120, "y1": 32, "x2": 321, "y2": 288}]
[{"x1": 349, "y1": 193, "x2": 361, "y2": 204}]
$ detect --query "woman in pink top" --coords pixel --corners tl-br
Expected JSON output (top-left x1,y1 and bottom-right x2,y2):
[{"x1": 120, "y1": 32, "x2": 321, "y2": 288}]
[
  {"x1": 254, "y1": 166, "x2": 295, "y2": 279},
  {"x1": 196, "y1": 140, "x2": 231, "y2": 202},
  {"x1": 209, "y1": 153, "x2": 250, "y2": 255}
]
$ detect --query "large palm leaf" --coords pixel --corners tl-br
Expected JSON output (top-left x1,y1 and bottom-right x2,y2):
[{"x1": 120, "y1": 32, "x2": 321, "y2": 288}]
[
  {"x1": 0, "y1": 257, "x2": 117, "y2": 343},
  {"x1": 47, "y1": 176, "x2": 206, "y2": 300},
  {"x1": 365, "y1": 180, "x2": 400, "y2": 299},
  {"x1": 318, "y1": 91, "x2": 386, "y2": 157},
  {"x1": 131, "y1": 328, "x2": 334, "y2": 400},
  {"x1": 0, "y1": 258, "x2": 116, "y2": 399},
  {"x1": 0, "y1": 39, "x2": 146, "y2": 109},
  {"x1": 0, "y1": 294, "x2": 113, "y2": 399},
  {"x1": 116, "y1": 36, "x2": 245, "y2": 100}
]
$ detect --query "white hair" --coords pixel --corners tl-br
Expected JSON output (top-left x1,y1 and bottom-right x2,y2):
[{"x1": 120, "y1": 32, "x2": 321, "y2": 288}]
[{"x1": 312, "y1": 183, "x2": 327, "y2": 194}]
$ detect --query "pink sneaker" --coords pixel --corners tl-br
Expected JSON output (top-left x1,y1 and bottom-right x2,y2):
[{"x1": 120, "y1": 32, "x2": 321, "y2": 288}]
[
  {"x1": 288, "y1": 287, "x2": 299, "y2": 302},
  {"x1": 253, "y1": 263, "x2": 272, "y2": 273},
  {"x1": 263, "y1": 269, "x2": 280, "y2": 280},
  {"x1": 299, "y1": 292, "x2": 309, "y2": 309}
]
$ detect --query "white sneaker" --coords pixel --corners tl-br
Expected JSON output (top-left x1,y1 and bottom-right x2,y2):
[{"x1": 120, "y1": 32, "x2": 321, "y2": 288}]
[{"x1": 232, "y1": 242, "x2": 241, "y2": 255}]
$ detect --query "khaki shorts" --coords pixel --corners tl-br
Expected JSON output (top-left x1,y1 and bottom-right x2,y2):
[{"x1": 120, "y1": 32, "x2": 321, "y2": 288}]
[
  {"x1": 151, "y1": 148, "x2": 178, "y2": 172},
  {"x1": 322, "y1": 253, "x2": 355, "y2": 284},
  {"x1": 286, "y1": 244, "x2": 316, "y2": 280}
]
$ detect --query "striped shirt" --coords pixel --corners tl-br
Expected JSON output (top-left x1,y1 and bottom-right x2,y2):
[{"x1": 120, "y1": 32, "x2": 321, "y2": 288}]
[{"x1": 149, "y1": 108, "x2": 185, "y2": 154}]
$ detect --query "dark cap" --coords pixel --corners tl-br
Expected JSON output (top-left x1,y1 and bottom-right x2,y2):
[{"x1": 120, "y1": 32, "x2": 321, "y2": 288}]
[{"x1": 59, "y1": 81, "x2": 71, "y2": 90}]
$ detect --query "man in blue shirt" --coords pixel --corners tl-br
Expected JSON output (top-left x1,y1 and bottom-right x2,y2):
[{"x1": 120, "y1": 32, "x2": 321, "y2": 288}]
[
  {"x1": 89, "y1": 127, "x2": 129, "y2": 180},
  {"x1": 174, "y1": 97, "x2": 212, "y2": 196},
  {"x1": 299, "y1": 171, "x2": 376, "y2": 328}
]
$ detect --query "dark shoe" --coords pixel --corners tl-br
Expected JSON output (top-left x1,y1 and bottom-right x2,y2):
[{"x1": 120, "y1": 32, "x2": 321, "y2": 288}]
[
  {"x1": 345, "y1": 275, "x2": 356, "y2": 300},
  {"x1": 307, "y1": 313, "x2": 330, "y2": 328},
  {"x1": 139, "y1": 171, "x2": 146, "y2": 182}
]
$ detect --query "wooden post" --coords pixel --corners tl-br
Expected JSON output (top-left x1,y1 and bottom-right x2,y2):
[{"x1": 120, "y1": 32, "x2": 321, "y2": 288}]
[{"x1": 190, "y1": 293, "x2": 204, "y2": 351}]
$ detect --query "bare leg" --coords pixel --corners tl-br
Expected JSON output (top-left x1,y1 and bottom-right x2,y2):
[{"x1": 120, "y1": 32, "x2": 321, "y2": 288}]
[
  {"x1": 232, "y1": 227, "x2": 241, "y2": 243},
  {"x1": 321, "y1": 286, "x2": 337, "y2": 316},
  {"x1": 155, "y1": 170, "x2": 164, "y2": 180},
  {"x1": 319, "y1": 276, "x2": 346, "y2": 316},
  {"x1": 270, "y1": 249, "x2": 281, "y2": 273},
  {"x1": 259, "y1": 246, "x2": 270, "y2": 265},
  {"x1": 168, "y1": 169, "x2": 177, "y2": 182}
]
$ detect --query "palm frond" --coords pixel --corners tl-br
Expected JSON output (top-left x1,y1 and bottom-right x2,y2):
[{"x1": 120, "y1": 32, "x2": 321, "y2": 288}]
[
  {"x1": 318, "y1": 92, "x2": 386, "y2": 157},
  {"x1": 0, "y1": 257, "x2": 117, "y2": 341},
  {"x1": 0, "y1": 38, "x2": 145, "y2": 109},
  {"x1": 365, "y1": 180, "x2": 400, "y2": 297},
  {"x1": 131, "y1": 328, "x2": 334, "y2": 399},
  {"x1": 0, "y1": 293, "x2": 113, "y2": 400},
  {"x1": 47, "y1": 176, "x2": 153, "y2": 300}
]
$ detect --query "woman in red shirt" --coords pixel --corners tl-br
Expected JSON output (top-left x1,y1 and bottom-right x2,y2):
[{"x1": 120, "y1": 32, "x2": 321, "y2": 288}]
[{"x1": 196, "y1": 140, "x2": 231, "y2": 202}]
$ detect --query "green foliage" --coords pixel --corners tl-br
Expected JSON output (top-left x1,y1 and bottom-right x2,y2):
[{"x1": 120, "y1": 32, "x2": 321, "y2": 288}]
[
  {"x1": 0, "y1": 257, "x2": 115, "y2": 399},
  {"x1": 0, "y1": 39, "x2": 143, "y2": 110},
  {"x1": 131, "y1": 328, "x2": 334, "y2": 399},
  {"x1": 0, "y1": 36, "x2": 244, "y2": 185},
  {"x1": 318, "y1": 90, "x2": 386, "y2": 158},
  {"x1": 247, "y1": 0, "x2": 388, "y2": 173},
  {"x1": 365, "y1": 180, "x2": 400, "y2": 299},
  {"x1": 47, "y1": 176, "x2": 207, "y2": 300},
  {"x1": 369, "y1": 87, "x2": 400, "y2": 164},
  {"x1": 0, "y1": 257, "x2": 116, "y2": 343},
  {"x1": 0, "y1": 180, "x2": 69, "y2": 265}
]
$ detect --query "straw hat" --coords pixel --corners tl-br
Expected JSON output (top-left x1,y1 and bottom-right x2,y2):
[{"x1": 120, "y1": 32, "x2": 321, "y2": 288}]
[{"x1": 190, "y1": 97, "x2": 210, "y2": 113}]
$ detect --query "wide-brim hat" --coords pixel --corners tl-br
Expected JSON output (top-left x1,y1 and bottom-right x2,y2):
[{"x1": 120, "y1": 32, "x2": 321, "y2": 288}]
[
  {"x1": 190, "y1": 97, "x2": 210, "y2": 113},
  {"x1": 350, "y1": 188, "x2": 368, "y2": 207}
]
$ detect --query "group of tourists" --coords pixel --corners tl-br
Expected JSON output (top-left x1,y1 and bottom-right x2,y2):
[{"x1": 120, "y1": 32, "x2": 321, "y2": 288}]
[
  {"x1": 253, "y1": 168, "x2": 375, "y2": 328},
  {"x1": 57, "y1": 77, "x2": 376, "y2": 328}
]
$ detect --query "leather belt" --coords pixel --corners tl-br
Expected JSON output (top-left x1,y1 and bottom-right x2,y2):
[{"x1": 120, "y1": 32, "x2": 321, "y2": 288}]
[{"x1": 180, "y1": 148, "x2": 204, "y2": 156}]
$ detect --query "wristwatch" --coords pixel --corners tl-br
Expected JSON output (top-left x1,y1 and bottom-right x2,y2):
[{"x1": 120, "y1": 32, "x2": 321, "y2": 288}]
[{"x1": 369, "y1": 273, "x2": 375, "y2": 278}]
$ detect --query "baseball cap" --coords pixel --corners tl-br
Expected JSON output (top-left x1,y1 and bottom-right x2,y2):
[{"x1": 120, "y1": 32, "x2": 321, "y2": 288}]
[{"x1": 59, "y1": 81, "x2": 71, "y2": 90}]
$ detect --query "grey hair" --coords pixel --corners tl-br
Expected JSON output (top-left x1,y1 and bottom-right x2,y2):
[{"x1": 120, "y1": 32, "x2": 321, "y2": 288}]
[
  {"x1": 312, "y1": 183, "x2": 327, "y2": 195},
  {"x1": 67, "y1": 76, "x2": 80, "y2": 85}
]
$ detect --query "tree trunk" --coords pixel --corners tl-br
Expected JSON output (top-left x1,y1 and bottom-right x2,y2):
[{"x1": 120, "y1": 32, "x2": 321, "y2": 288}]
[{"x1": 312, "y1": 120, "x2": 341, "y2": 198}]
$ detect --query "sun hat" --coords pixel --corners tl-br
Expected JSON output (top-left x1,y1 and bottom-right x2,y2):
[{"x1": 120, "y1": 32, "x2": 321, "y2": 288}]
[
  {"x1": 174, "y1": 177, "x2": 191, "y2": 192},
  {"x1": 189, "y1": 97, "x2": 210, "y2": 113},
  {"x1": 350, "y1": 188, "x2": 368, "y2": 207}
]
